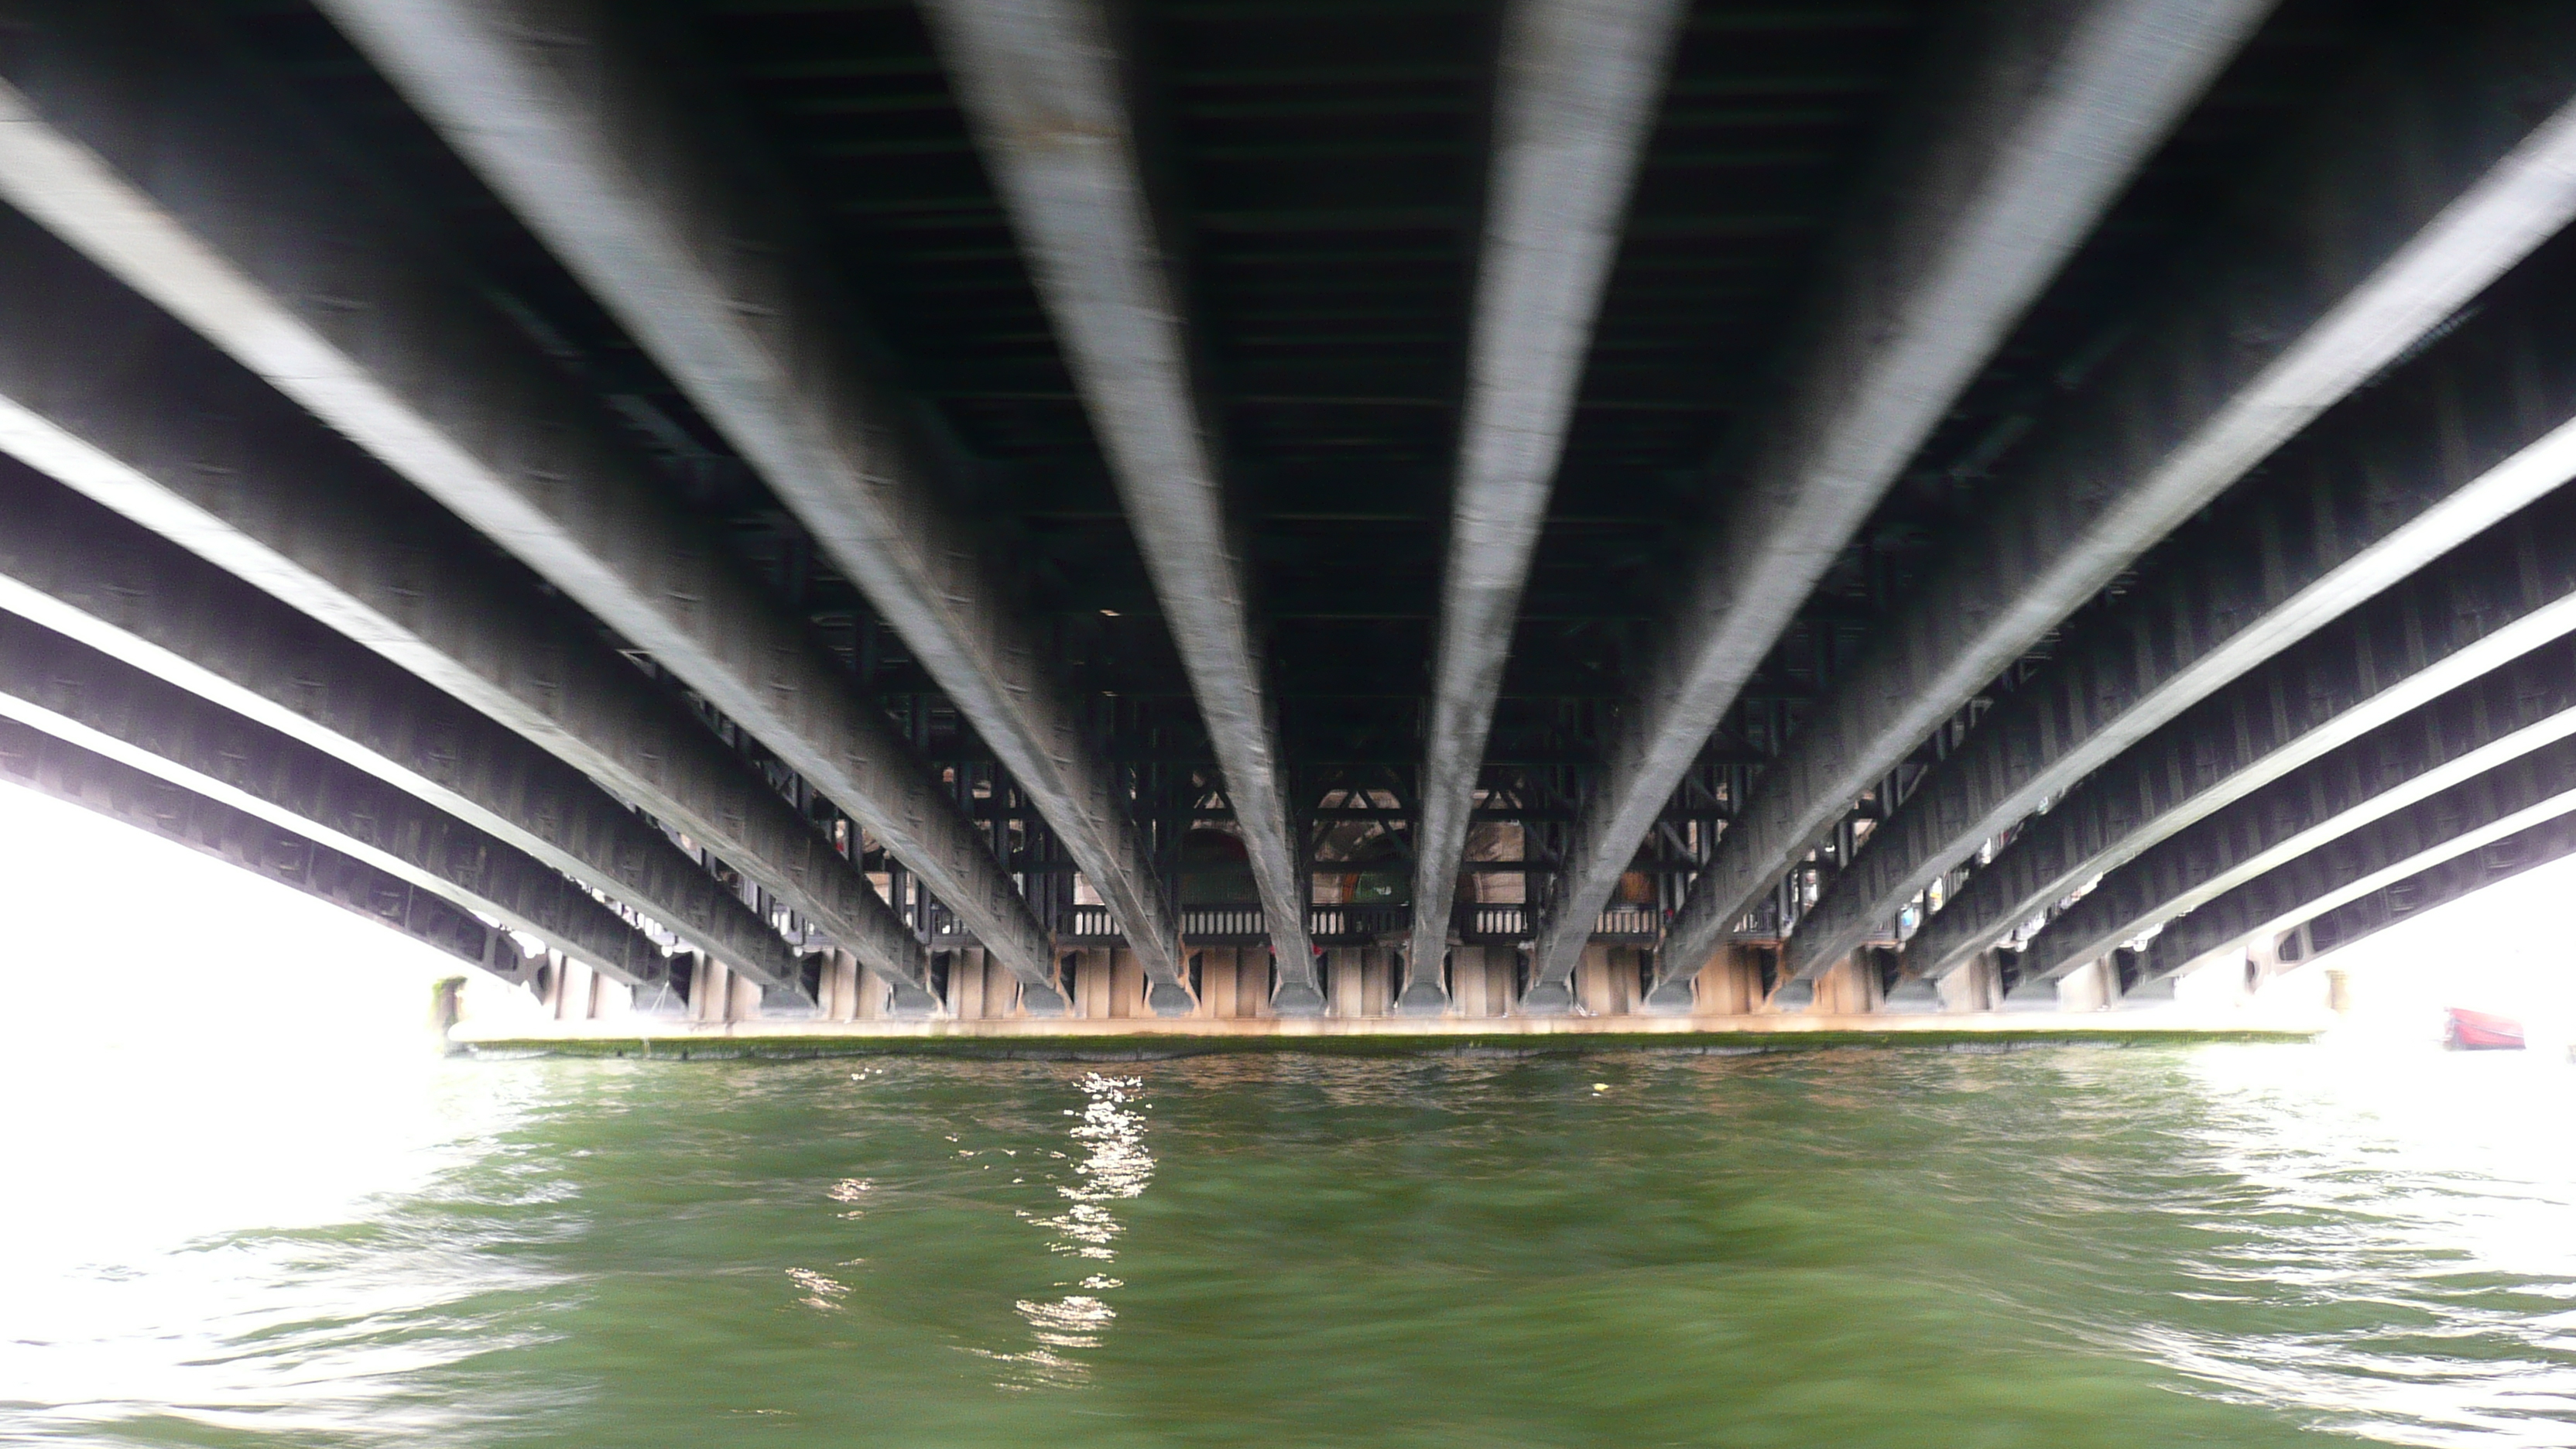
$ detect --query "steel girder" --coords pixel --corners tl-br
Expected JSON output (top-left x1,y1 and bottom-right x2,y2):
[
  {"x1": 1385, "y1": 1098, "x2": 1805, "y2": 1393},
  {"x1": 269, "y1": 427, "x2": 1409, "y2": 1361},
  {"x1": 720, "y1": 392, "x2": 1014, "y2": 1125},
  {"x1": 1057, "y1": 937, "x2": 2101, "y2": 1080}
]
[
  {"x1": 0, "y1": 465, "x2": 819, "y2": 997},
  {"x1": 2129, "y1": 733, "x2": 2576, "y2": 985},
  {"x1": 1653, "y1": 4, "x2": 2576, "y2": 996},
  {"x1": 0, "y1": 719, "x2": 551, "y2": 981},
  {"x1": 0, "y1": 1, "x2": 1057, "y2": 1007},
  {"x1": 2295, "y1": 812, "x2": 2576, "y2": 964},
  {"x1": 1907, "y1": 490, "x2": 2576, "y2": 981},
  {"x1": 304, "y1": 1, "x2": 1188, "y2": 1012},
  {"x1": 1372, "y1": 0, "x2": 1687, "y2": 1012},
  {"x1": 2021, "y1": 632, "x2": 2576, "y2": 985},
  {"x1": 0, "y1": 620, "x2": 673, "y2": 987},
  {"x1": 0, "y1": 214, "x2": 944, "y2": 1012},
  {"x1": 1780, "y1": 265, "x2": 2576, "y2": 988},
  {"x1": 919, "y1": 0, "x2": 1396, "y2": 1013},
  {"x1": 1519, "y1": 0, "x2": 2273, "y2": 1009}
]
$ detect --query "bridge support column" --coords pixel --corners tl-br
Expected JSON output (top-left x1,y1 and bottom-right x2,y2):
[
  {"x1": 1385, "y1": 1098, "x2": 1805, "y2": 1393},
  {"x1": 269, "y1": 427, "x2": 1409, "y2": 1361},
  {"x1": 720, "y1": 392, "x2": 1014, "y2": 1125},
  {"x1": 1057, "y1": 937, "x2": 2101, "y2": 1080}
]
[
  {"x1": 1327, "y1": 948, "x2": 1390, "y2": 1017},
  {"x1": 550, "y1": 958, "x2": 588, "y2": 1022},
  {"x1": 1271, "y1": 946, "x2": 1325, "y2": 1018},
  {"x1": 1701, "y1": 946, "x2": 1761, "y2": 1016},
  {"x1": 1449, "y1": 947, "x2": 1509, "y2": 1019},
  {"x1": 1939, "y1": 952, "x2": 2005, "y2": 1013},
  {"x1": 537, "y1": 953, "x2": 565, "y2": 1018},
  {"x1": 1195, "y1": 950, "x2": 1231, "y2": 1019},
  {"x1": 1108, "y1": 950, "x2": 1147, "y2": 1019},
  {"x1": 814, "y1": 951, "x2": 840, "y2": 1023},
  {"x1": 949, "y1": 947, "x2": 987, "y2": 1020},
  {"x1": 1396, "y1": 945, "x2": 1450, "y2": 1016},
  {"x1": 1239, "y1": 950, "x2": 1276, "y2": 1019},
  {"x1": 832, "y1": 951, "x2": 879, "y2": 1022},
  {"x1": 1813, "y1": 957, "x2": 1881, "y2": 1016},
  {"x1": 1576, "y1": 946, "x2": 1641, "y2": 1016},
  {"x1": 2056, "y1": 960, "x2": 2115, "y2": 1013},
  {"x1": 1645, "y1": 941, "x2": 1762, "y2": 1016},
  {"x1": 687, "y1": 956, "x2": 722, "y2": 1024}
]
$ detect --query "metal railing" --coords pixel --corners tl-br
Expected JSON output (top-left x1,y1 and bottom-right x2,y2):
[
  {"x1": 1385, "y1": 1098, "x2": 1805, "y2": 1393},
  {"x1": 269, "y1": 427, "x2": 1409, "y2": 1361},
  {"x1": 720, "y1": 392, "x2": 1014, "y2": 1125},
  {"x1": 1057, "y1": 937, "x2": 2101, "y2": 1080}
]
[
  {"x1": 1180, "y1": 906, "x2": 1266, "y2": 940},
  {"x1": 1307, "y1": 903, "x2": 1408, "y2": 942},
  {"x1": 1595, "y1": 905, "x2": 1660, "y2": 939},
  {"x1": 1046, "y1": 900, "x2": 1661, "y2": 947}
]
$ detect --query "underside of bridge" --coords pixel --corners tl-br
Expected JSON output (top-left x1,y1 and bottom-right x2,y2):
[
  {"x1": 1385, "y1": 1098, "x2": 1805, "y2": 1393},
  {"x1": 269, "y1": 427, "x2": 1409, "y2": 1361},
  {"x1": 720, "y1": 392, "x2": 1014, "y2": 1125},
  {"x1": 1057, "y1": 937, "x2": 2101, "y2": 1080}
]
[{"x1": 2, "y1": 0, "x2": 2571, "y2": 1029}]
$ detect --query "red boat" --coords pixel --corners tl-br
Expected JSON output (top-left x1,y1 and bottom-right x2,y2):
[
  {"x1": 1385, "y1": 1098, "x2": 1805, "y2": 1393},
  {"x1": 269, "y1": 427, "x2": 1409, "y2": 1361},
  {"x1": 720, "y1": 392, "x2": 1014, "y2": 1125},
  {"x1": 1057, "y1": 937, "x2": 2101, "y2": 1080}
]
[{"x1": 2444, "y1": 1008, "x2": 2526, "y2": 1051}]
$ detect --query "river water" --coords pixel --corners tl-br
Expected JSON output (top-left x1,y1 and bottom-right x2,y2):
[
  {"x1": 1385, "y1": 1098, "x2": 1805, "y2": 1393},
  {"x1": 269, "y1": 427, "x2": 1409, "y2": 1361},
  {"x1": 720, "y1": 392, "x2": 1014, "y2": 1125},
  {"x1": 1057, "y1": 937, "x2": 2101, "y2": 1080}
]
[{"x1": 5, "y1": 1041, "x2": 2574, "y2": 1447}]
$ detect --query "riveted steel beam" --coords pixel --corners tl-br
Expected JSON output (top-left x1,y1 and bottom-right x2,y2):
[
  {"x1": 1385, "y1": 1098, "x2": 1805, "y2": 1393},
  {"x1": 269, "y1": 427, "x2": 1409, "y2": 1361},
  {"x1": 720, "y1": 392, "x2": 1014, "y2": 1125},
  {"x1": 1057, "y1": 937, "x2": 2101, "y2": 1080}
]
[
  {"x1": 2020, "y1": 635, "x2": 2576, "y2": 985},
  {"x1": 1653, "y1": 4, "x2": 2576, "y2": 998},
  {"x1": 1908, "y1": 488, "x2": 2576, "y2": 981},
  {"x1": 919, "y1": 0, "x2": 1381, "y2": 1013},
  {"x1": 0, "y1": 719, "x2": 547, "y2": 981},
  {"x1": 1773, "y1": 266, "x2": 2576, "y2": 991},
  {"x1": 1374, "y1": 0, "x2": 1687, "y2": 1014},
  {"x1": 1523, "y1": 0, "x2": 2273, "y2": 1010},
  {"x1": 0, "y1": 211, "x2": 947, "y2": 1014},
  {"x1": 307, "y1": 0, "x2": 1188, "y2": 1011},
  {"x1": 0, "y1": 462, "x2": 814, "y2": 998},
  {"x1": 2129, "y1": 733, "x2": 2576, "y2": 985},
  {"x1": 0, "y1": 2, "x2": 1050, "y2": 1008},
  {"x1": 0, "y1": 620, "x2": 671, "y2": 986},
  {"x1": 2295, "y1": 812, "x2": 2576, "y2": 964}
]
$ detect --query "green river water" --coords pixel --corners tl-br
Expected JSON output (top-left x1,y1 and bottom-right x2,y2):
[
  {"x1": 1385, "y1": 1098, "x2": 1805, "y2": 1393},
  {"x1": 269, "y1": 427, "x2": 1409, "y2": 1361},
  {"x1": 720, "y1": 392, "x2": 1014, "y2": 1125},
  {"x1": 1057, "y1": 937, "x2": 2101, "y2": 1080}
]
[{"x1": 6, "y1": 1041, "x2": 2574, "y2": 1447}]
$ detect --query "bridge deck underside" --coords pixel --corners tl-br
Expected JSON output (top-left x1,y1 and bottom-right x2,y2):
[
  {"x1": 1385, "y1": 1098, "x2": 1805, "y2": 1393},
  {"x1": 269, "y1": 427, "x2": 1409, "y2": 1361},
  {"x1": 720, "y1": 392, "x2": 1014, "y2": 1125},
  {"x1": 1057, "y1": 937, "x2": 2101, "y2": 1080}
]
[{"x1": 0, "y1": 0, "x2": 2564, "y2": 1023}]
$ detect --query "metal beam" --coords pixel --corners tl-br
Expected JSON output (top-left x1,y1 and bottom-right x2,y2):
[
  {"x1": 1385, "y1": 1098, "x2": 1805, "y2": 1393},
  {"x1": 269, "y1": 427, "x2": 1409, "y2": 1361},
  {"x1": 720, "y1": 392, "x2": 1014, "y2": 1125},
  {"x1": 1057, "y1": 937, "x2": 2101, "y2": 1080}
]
[
  {"x1": 1654, "y1": 5, "x2": 2576, "y2": 1000},
  {"x1": 0, "y1": 619, "x2": 672, "y2": 988},
  {"x1": 1374, "y1": 0, "x2": 1684, "y2": 1013},
  {"x1": 0, "y1": 3, "x2": 1053, "y2": 1008},
  {"x1": 307, "y1": 0, "x2": 1191, "y2": 1010},
  {"x1": 1906, "y1": 488, "x2": 2576, "y2": 981},
  {"x1": 919, "y1": 0, "x2": 1383, "y2": 1012},
  {"x1": 0, "y1": 462, "x2": 815, "y2": 997},
  {"x1": 2129, "y1": 734, "x2": 2576, "y2": 985},
  {"x1": 0, "y1": 719, "x2": 549, "y2": 983},
  {"x1": 0, "y1": 212, "x2": 945, "y2": 1014},
  {"x1": 1773, "y1": 269, "x2": 2576, "y2": 990},
  {"x1": 2019, "y1": 635, "x2": 2576, "y2": 985},
  {"x1": 1523, "y1": 0, "x2": 2271, "y2": 1010},
  {"x1": 2296, "y1": 813, "x2": 2576, "y2": 964}
]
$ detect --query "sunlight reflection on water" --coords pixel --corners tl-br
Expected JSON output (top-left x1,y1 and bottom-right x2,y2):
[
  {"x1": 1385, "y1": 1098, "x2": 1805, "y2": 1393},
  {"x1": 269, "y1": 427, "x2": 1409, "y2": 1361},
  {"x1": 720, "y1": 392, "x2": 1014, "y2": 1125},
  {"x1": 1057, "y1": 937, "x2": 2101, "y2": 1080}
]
[
  {"x1": 2138, "y1": 1044, "x2": 2576, "y2": 1446},
  {"x1": 983, "y1": 1072, "x2": 1154, "y2": 1387}
]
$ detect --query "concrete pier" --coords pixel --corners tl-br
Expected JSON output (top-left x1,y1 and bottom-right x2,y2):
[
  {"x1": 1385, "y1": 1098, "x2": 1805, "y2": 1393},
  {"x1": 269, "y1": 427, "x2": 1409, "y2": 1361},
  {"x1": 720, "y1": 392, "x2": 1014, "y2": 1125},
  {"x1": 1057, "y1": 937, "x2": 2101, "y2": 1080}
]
[
  {"x1": 450, "y1": 937, "x2": 2327, "y2": 1054},
  {"x1": 449, "y1": 1010, "x2": 2319, "y2": 1057}
]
